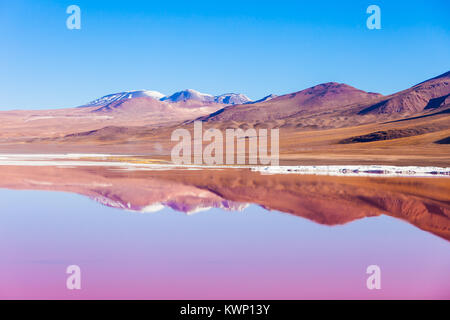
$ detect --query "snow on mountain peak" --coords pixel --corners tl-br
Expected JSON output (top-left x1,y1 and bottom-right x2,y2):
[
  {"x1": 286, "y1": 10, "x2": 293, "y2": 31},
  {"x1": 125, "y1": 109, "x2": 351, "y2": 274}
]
[
  {"x1": 133, "y1": 90, "x2": 166, "y2": 100},
  {"x1": 83, "y1": 90, "x2": 166, "y2": 107},
  {"x1": 215, "y1": 93, "x2": 252, "y2": 105},
  {"x1": 161, "y1": 89, "x2": 215, "y2": 103},
  {"x1": 162, "y1": 90, "x2": 252, "y2": 105},
  {"x1": 82, "y1": 89, "x2": 253, "y2": 107}
]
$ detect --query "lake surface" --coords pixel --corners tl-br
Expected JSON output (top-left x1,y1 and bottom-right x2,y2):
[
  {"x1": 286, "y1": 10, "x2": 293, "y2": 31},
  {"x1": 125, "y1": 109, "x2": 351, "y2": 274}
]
[{"x1": 0, "y1": 164, "x2": 449, "y2": 299}]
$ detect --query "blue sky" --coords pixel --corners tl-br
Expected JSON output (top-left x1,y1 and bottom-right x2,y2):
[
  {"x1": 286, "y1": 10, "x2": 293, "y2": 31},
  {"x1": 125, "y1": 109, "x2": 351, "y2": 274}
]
[{"x1": 1, "y1": 0, "x2": 449, "y2": 110}]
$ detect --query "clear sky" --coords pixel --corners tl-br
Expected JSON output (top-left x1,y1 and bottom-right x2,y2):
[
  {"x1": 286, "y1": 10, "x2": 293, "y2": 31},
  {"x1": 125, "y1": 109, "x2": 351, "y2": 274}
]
[{"x1": 1, "y1": 0, "x2": 449, "y2": 110}]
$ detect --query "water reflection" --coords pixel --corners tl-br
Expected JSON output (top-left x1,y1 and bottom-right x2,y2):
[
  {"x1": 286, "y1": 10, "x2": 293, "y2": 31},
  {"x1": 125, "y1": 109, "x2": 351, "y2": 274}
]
[
  {"x1": 0, "y1": 165, "x2": 449, "y2": 240},
  {"x1": 1, "y1": 165, "x2": 450, "y2": 299}
]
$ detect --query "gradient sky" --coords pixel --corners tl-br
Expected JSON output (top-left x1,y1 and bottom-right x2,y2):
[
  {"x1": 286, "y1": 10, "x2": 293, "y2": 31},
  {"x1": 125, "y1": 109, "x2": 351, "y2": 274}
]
[{"x1": 1, "y1": 0, "x2": 449, "y2": 110}]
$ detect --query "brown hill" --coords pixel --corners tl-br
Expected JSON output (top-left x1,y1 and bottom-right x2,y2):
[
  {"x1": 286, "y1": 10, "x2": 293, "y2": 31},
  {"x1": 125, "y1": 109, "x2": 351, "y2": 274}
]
[
  {"x1": 199, "y1": 71, "x2": 450, "y2": 131},
  {"x1": 199, "y1": 82, "x2": 382, "y2": 123},
  {"x1": 0, "y1": 98, "x2": 224, "y2": 140},
  {"x1": 358, "y1": 71, "x2": 450, "y2": 115}
]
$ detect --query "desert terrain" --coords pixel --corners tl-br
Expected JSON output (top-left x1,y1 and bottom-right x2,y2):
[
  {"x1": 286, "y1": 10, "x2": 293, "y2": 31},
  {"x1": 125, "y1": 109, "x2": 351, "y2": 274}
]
[{"x1": 0, "y1": 72, "x2": 448, "y2": 166}]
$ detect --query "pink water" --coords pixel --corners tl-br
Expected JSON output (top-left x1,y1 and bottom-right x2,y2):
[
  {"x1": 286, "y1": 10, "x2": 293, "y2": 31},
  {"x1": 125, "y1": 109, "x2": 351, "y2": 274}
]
[{"x1": 0, "y1": 189, "x2": 449, "y2": 299}]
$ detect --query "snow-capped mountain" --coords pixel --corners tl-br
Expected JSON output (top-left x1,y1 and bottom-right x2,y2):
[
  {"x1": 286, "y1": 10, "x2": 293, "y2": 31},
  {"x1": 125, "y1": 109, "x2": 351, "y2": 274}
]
[
  {"x1": 82, "y1": 89, "x2": 253, "y2": 108},
  {"x1": 161, "y1": 89, "x2": 215, "y2": 103},
  {"x1": 82, "y1": 90, "x2": 166, "y2": 107},
  {"x1": 215, "y1": 93, "x2": 252, "y2": 105},
  {"x1": 162, "y1": 89, "x2": 252, "y2": 104}
]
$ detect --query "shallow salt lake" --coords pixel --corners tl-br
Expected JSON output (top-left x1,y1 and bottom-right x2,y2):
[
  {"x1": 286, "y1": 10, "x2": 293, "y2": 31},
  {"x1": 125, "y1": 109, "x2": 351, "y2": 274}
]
[
  {"x1": 0, "y1": 188, "x2": 449, "y2": 299},
  {"x1": 0, "y1": 153, "x2": 448, "y2": 177}
]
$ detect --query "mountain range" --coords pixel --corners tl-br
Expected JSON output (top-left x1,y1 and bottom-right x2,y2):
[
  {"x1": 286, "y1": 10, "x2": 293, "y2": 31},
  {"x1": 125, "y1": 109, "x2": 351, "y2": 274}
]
[
  {"x1": 199, "y1": 71, "x2": 449, "y2": 127},
  {"x1": 83, "y1": 89, "x2": 252, "y2": 109},
  {"x1": 0, "y1": 71, "x2": 448, "y2": 166}
]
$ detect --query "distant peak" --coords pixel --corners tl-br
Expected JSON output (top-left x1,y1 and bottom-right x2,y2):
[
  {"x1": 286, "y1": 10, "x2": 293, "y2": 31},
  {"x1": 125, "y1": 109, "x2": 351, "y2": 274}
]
[
  {"x1": 81, "y1": 89, "x2": 254, "y2": 107},
  {"x1": 82, "y1": 90, "x2": 166, "y2": 107},
  {"x1": 301, "y1": 82, "x2": 377, "y2": 96},
  {"x1": 311, "y1": 82, "x2": 352, "y2": 89},
  {"x1": 162, "y1": 90, "x2": 251, "y2": 105},
  {"x1": 162, "y1": 89, "x2": 214, "y2": 103},
  {"x1": 185, "y1": 88, "x2": 213, "y2": 96},
  {"x1": 214, "y1": 93, "x2": 252, "y2": 105}
]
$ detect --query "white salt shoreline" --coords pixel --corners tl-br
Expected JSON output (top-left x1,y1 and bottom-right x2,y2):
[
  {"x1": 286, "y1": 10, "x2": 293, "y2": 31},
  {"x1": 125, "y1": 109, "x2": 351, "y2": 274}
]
[{"x1": 0, "y1": 153, "x2": 448, "y2": 177}]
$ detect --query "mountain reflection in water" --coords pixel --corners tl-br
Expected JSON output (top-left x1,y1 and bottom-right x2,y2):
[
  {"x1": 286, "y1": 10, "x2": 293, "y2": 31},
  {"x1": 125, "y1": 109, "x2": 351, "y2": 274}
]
[{"x1": 0, "y1": 165, "x2": 449, "y2": 241}]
